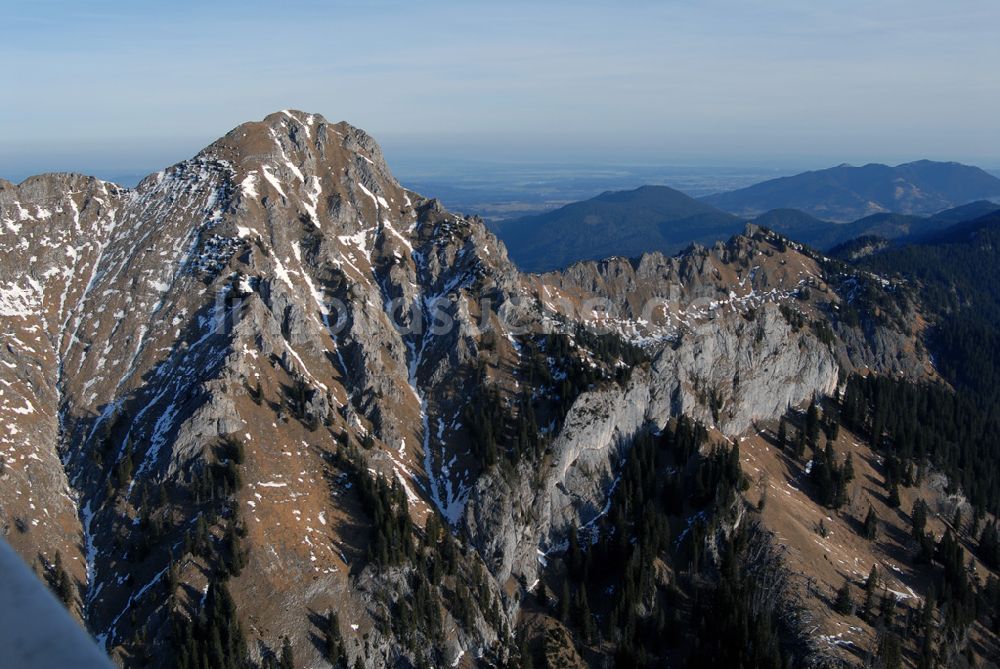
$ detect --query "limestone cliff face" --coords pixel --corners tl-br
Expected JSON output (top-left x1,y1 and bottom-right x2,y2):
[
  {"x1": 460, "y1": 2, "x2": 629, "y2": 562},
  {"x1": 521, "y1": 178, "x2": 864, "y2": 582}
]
[
  {"x1": 649, "y1": 304, "x2": 840, "y2": 434},
  {"x1": 463, "y1": 229, "x2": 930, "y2": 594},
  {"x1": 463, "y1": 302, "x2": 843, "y2": 587},
  {"x1": 463, "y1": 373, "x2": 651, "y2": 586},
  {"x1": 0, "y1": 111, "x2": 932, "y2": 668}
]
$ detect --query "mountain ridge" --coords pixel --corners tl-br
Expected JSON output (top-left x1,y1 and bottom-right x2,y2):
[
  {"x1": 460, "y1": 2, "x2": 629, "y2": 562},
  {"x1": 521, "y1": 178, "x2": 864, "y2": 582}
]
[
  {"x1": 2, "y1": 110, "x2": 996, "y2": 669},
  {"x1": 489, "y1": 177, "x2": 1000, "y2": 272},
  {"x1": 702, "y1": 159, "x2": 1000, "y2": 221},
  {"x1": 491, "y1": 184, "x2": 743, "y2": 272}
]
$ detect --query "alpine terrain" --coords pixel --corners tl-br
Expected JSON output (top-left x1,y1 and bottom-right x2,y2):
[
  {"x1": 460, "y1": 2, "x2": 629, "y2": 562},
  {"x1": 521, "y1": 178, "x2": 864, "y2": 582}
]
[{"x1": 2, "y1": 111, "x2": 999, "y2": 668}]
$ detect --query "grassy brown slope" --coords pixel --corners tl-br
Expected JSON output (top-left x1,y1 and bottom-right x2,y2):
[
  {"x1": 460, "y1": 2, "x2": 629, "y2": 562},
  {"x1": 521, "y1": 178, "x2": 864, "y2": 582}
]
[{"x1": 741, "y1": 411, "x2": 1000, "y2": 667}]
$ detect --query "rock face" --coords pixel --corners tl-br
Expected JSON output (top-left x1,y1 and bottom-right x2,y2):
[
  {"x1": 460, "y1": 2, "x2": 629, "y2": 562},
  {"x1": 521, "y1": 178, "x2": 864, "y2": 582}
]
[
  {"x1": 0, "y1": 111, "x2": 932, "y2": 668},
  {"x1": 650, "y1": 303, "x2": 840, "y2": 433},
  {"x1": 461, "y1": 301, "x2": 844, "y2": 587}
]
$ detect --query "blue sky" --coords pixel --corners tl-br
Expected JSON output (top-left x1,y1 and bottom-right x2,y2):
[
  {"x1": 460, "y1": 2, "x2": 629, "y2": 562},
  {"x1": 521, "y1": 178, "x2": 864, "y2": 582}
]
[{"x1": 2, "y1": 0, "x2": 999, "y2": 182}]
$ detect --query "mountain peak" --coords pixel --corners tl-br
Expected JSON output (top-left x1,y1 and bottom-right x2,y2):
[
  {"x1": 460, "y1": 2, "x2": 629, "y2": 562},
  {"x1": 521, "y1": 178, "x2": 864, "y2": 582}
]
[{"x1": 199, "y1": 110, "x2": 396, "y2": 192}]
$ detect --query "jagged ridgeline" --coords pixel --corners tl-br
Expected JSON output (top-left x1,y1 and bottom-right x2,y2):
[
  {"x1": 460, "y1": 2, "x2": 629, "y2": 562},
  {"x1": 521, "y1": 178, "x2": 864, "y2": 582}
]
[{"x1": 0, "y1": 110, "x2": 994, "y2": 668}]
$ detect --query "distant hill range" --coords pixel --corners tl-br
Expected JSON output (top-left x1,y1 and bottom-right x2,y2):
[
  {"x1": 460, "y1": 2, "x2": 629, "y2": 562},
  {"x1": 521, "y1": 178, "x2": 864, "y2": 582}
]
[
  {"x1": 492, "y1": 179, "x2": 1000, "y2": 272},
  {"x1": 702, "y1": 159, "x2": 1000, "y2": 221},
  {"x1": 489, "y1": 185, "x2": 741, "y2": 272},
  {"x1": 756, "y1": 199, "x2": 1000, "y2": 251}
]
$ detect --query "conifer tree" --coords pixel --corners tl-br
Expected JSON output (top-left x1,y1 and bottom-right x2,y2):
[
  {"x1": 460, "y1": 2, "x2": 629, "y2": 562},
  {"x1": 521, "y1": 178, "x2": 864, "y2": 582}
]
[
  {"x1": 972, "y1": 507, "x2": 983, "y2": 539},
  {"x1": 863, "y1": 506, "x2": 879, "y2": 541},
  {"x1": 51, "y1": 551, "x2": 73, "y2": 606},
  {"x1": 166, "y1": 558, "x2": 179, "y2": 599},
  {"x1": 879, "y1": 588, "x2": 897, "y2": 624},
  {"x1": 806, "y1": 399, "x2": 821, "y2": 447},
  {"x1": 979, "y1": 522, "x2": 1000, "y2": 569},
  {"x1": 559, "y1": 581, "x2": 571, "y2": 623},
  {"x1": 519, "y1": 638, "x2": 534, "y2": 669},
  {"x1": 172, "y1": 580, "x2": 248, "y2": 669},
  {"x1": 887, "y1": 482, "x2": 901, "y2": 508},
  {"x1": 917, "y1": 595, "x2": 936, "y2": 669},
  {"x1": 279, "y1": 636, "x2": 294, "y2": 669},
  {"x1": 793, "y1": 430, "x2": 807, "y2": 459},
  {"x1": 534, "y1": 581, "x2": 549, "y2": 606},
  {"x1": 574, "y1": 586, "x2": 594, "y2": 643},
  {"x1": 325, "y1": 611, "x2": 345, "y2": 667},
  {"x1": 863, "y1": 565, "x2": 879, "y2": 618},
  {"x1": 876, "y1": 631, "x2": 903, "y2": 669},
  {"x1": 833, "y1": 580, "x2": 854, "y2": 615},
  {"x1": 567, "y1": 525, "x2": 582, "y2": 581},
  {"x1": 911, "y1": 499, "x2": 928, "y2": 539}
]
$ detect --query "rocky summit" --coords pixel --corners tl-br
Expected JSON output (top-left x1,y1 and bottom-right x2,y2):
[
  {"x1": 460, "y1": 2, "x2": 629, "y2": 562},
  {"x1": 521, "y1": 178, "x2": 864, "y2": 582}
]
[{"x1": 1, "y1": 111, "x2": 993, "y2": 668}]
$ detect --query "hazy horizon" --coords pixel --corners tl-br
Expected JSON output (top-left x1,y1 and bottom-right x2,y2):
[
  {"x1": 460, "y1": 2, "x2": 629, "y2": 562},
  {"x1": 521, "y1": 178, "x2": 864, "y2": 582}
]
[{"x1": 3, "y1": 1, "x2": 999, "y2": 184}]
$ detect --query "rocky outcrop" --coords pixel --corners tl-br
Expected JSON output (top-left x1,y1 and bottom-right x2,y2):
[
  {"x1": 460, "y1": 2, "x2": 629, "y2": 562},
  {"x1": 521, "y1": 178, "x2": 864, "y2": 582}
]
[
  {"x1": 464, "y1": 373, "x2": 651, "y2": 586},
  {"x1": 649, "y1": 304, "x2": 839, "y2": 434},
  {"x1": 464, "y1": 301, "x2": 842, "y2": 588}
]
